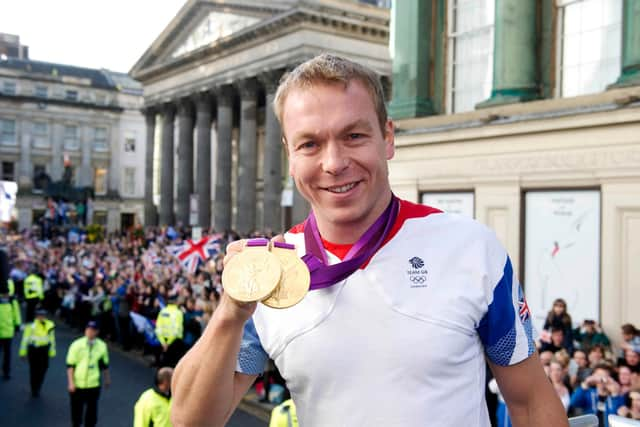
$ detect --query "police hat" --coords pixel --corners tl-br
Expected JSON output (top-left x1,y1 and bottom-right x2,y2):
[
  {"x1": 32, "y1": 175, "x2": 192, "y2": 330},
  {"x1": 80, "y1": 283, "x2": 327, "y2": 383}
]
[{"x1": 86, "y1": 321, "x2": 99, "y2": 330}]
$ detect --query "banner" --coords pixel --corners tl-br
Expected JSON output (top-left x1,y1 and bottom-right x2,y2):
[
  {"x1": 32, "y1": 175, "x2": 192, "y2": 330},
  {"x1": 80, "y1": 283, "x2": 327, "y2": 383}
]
[
  {"x1": 421, "y1": 191, "x2": 474, "y2": 218},
  {"x1": 524, "y1": 190, "x2": 600, "y2": 332}
]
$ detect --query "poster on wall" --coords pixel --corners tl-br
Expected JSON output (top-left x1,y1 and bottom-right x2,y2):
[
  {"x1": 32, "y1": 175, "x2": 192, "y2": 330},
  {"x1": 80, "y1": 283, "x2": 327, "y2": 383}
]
[
  {"x1": 524, "y1": 190, "x2": 600, "y2": 332},
  {"x1": 421, "y1": 192, "x2": 474, "y2": 218}
]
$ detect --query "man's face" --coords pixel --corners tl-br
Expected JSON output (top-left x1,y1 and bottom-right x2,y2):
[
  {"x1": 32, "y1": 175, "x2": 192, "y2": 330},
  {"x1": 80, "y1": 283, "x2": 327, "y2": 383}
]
[
  {"x1": 573, "y1": 351, "x2": 588, "y2": 368},
  {"x1": 551, "y1": 330, "x2": 564, "y2": 346},
  {"x1": 626, "y1": 350, "x2": 640, "y2": 366},
  {"x1": 282, "y1": 80, "x2": 394, "y2": 236},
  {"x1": 85, "y1": 327, "x2": 98, "y2": 340},
  {"x1": 589, "y1": 349, "x2": 603, "y2": 366}
]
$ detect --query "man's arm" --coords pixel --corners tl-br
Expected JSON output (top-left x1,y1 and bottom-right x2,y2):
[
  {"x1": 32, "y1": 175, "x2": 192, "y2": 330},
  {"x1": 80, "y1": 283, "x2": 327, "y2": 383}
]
[
  {"x1": 490, "y1": 353, "x2": 568, "y2": 427},
  {"x1": 171, "y1": 294, "x2": 258, "y2": 427},
  {"x1": 66, "y1": 367, "x2": 76, "y2": 393}
]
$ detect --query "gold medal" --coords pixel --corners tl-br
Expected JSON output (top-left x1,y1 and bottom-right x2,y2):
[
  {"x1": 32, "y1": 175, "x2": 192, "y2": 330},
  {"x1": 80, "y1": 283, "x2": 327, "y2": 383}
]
[
  {"x1": 262, "y1": 242, "x2": 310, "y2": 309},
  {"x1": 222, "y1": 239, "x2": 282, "y2": 303}
]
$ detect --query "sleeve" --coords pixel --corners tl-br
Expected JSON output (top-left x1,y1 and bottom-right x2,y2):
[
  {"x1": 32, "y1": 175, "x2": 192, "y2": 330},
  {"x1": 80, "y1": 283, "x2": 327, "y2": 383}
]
[
  {"x1": 476, "y1": 238, "x2": 536, "y2": 367},
  {"x1": 49, "y1": 328, "x2": 56, "y2": 358},
  {"x1": 235, "y1": 317, "x2": 268, "y2": 376},
  {"x1": 19, "y1": 325, "x2": 30, "y2": 357},
  {"x1": 12, "y1": 299, "x2": 21, "y2": 326},
  {"x1": 569, "y1": 386, "x2": 588, "y2": 412},
  {"x1": 99, "y1": 343, "x2": 109, "y2": 369},
  {"x1": 133, "y1": 398, "x2": 148, "y2": 427},
  {"x1": 66, "y1": 342, "x2": 77, "y2": 367}
]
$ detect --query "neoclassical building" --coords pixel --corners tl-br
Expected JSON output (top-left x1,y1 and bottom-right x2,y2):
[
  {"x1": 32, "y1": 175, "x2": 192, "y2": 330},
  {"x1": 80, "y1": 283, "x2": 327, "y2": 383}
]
[
  {"x1": 0, "y1": 50, "x2": 147, "y2": 232},
  {"x1": 388, "y1": 1, "x2": 640, "y2": 334},
  {"x1": 130, "y1": 0, "x2": 391, "y2": 234}
]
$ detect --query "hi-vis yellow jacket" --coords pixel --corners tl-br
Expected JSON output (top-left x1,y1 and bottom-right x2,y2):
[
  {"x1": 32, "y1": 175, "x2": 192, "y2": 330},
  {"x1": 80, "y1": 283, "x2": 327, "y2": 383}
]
[
  {"x1": 66, "y1": 336, "x2": 109, "y2": 389},
  {"x1": 133, "y1": 388, "x2": 172, "y2": 427},
  {"x1": 155, "y1": 304, "x2": 183, "y2": 346},
  {"x1": 20, "y1": 318, "x2": 56, "y2": 357}
]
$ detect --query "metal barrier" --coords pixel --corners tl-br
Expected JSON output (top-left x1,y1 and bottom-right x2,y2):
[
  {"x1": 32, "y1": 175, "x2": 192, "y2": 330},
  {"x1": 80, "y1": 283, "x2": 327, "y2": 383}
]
[
  {"x1": 568, "y1": 415, "x2": 598, "y2": 427},
  {"x1": 608, "y1": 415, "x2": 640, "y2": 427}
]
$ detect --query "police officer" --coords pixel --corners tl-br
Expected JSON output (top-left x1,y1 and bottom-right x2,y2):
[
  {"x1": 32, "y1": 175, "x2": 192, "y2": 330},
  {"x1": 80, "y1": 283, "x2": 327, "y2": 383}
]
[
  {"x1": 269, "y1": 399, "x2": 299, "y2": 427},
  {"x1": 23, "y1": 266, "x2": 44, "y2": 322},
  {"x1": 0, "y1": 249, "x2": 21, "y2": 380},
  {"x1": 66, "y1": 321, "x2": 110, "y2": 427},
  {"x1": 155, "y1": 295, "x2": 184, "y2": 368},
  {"x1": 19, "y1": 306, "x2": 55, "y2": 397},
  {"x1": 133, "y1": 367, "x2": 173, "y2": 427}
]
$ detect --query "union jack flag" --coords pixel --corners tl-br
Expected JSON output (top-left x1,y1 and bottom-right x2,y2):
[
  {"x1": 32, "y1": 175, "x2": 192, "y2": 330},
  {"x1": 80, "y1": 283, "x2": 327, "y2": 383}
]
[
  {"x1": 518, "y1": 295, "x2": 530, "y2": 323},
  {"x1": 168, "y1": 235, "x2": 221, "y2": 275}
]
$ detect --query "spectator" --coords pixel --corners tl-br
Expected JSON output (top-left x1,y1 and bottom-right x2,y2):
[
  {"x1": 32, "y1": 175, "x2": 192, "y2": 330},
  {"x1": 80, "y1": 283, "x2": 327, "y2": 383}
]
[
  {"x1": 570, "y1": 349, "x2": 593, "y2": 389},
  {"x1": 569, "y1": 363, "x2": 625, "y2": 425},
  {"x1": 574, "y1": 320, "x2": 611, "y2": 353},
  {"x1": 617, "y1": 365, "x2": 634, "y2": 397},
  {"x1": 589, "y1": 345, "x2": 607, "y2": 368},
  {"x1": 549, "y1": 359, "x2": 571, "y2": 412},
  {"x1": 621, "y1": 349, "x2": 640, "y2": 374},
  {"x1": 621, "y1": 324, "x2": 640, "y2": 354},
  {"x1": 540, "y1": 327, "x2": 569, "y2": 354},
  {"x1": 544, "y1": 298, "x2": 574, "y2": 354},
  {"x1": 617, "y1": 389, "x2": 640, "y2": 420}
]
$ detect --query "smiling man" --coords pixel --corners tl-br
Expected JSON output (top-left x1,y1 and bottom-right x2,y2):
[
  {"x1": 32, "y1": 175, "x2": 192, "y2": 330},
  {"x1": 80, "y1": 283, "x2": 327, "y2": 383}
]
[{"x1": 171, "y1": 54, "x2": 568, "y2": 427}]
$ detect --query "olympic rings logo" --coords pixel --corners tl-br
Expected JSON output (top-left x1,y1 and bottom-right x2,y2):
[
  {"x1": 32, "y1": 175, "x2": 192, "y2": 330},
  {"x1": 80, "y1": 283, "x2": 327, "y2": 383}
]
[{"x1": 410, "y1": 275, "x2": 427, "y2": 284}]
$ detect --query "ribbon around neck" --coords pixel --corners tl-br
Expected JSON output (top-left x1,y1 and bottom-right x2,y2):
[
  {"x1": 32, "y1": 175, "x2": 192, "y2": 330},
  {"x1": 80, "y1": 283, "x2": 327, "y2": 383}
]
[{"x1": 302, "y1": 195, "x2": 399, "y2": 290}]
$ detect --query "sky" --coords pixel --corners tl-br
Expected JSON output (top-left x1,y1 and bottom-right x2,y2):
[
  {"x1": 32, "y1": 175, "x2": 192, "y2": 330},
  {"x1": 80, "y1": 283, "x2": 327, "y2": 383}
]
[{"x1": 1, "y1": 0, "x2": 187, "y2": 73}]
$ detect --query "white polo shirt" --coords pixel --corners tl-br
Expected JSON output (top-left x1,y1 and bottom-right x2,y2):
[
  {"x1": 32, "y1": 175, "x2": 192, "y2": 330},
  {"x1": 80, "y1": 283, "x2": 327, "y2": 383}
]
[{"x1": 236, "y1": 199, "x2": 535, "y2": 426}]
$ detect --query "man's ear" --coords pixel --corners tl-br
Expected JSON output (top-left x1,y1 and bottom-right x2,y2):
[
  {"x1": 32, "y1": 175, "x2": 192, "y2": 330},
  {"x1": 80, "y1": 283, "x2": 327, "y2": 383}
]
[{"x1": 384, "y1": 119, "x2": 395, "y2": 160}]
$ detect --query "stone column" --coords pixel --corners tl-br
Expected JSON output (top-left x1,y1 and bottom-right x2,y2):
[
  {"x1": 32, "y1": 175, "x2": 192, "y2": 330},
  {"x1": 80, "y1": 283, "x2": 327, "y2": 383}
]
[
  {"x1": 143, "y1": 108, "x2": 157, "y2": 226},
  {"x1": 176, "y1": 99, "x2": 194, "y2": 226},
  {"x1": 159, "y1": 104, "x2": 176, "y2": 226},
  {"x1": 477, "y1": 0, "x2": 538, "y2": 108},
  {"x1": 51, "y1": 123, "x2": 64, "y2": 181},
  {"x1": 195, "y1": 93, "x2": 213, "y2": 229},
  {"x1": 18, "y1": 120, "x2": 32, "y2": 190},
  {"x1": 259, "y1": 71, "x2": 283, "y2": 232},
  {"x1": 234, "y1": 79, "x2": 259, "y2": 235},
  {"x1": 80, "y1": 125, "x2": 92, "y2": 187},
  {"x1": 388, "y1": 0, "x2": 434, "y2": 119},
  {"x1": 213, "y1": 85, "x2": 234, "y2": 232},
  {"x1": 613, "y1": 0, "x2": 640, "y2": 87}
]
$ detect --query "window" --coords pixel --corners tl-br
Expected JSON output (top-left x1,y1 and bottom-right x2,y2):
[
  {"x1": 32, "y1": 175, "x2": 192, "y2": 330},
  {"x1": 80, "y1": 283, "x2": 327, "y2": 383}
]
[
  {"x1": 35, "y1": 85, "x2": 48, "y2": 98},
  {"x1": 32, "y1": 121, "x2": 49, "y2": 148},
  {"x1": 0, "y1": 118, "x2": 16, "y2": 145},
  {"x1": 123, "y1": 167, "x2": 135, "y2": 195},
  {"x1": 65, "y1": 90, "x2": 78, "y2": 101},
  {"x1": 558, "y1": 0, "x2": 622, "y2": 97},
  {"x1": 63, "y1": 125, "x2": 79, "y2": 150},
  {"x1": 3, "y1": 81, "x2": 16, "y2": 95},
  {"x1": 448, "y1": 0, "x2": 495, "y2": 113},
  {"x1": 94, "y1": 167, "x2": 107, "y2": 195},
  {"x1": 1, "y1": 162, "x2": 14, "y2": 181},
  {"x1": 33, "y1": 164, "x2": 47, "y2": 192},
  {"x1": 124, "y1": 137, "x2": 136, "y2": 152},
  {"x1": 93, "y1": 127, "x2": 108, "y2": 151}
]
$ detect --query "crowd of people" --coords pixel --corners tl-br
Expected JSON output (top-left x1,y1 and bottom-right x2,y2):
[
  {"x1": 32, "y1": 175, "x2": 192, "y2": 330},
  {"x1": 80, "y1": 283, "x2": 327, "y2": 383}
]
[{"x1": 489, "y1": 297, "x2": 640, "y2": 426}]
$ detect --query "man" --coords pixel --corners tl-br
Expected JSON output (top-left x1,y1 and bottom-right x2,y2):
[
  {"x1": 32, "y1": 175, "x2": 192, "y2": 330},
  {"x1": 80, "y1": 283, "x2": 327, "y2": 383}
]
[
  {"x1": 573, "y1": 320, "x2": 610, "y2": 353},
  {"x1": 134, "y1": 367, "x2": 173, "y2": 427},
  {"x1": 66, "y1": 321, "x2": 110, "y2": 427},
  {"x1": 155, "y1": 294, "x2": 184, "y2": 368},
  {"x1": 19, "y1": 306, "x2": 55, "y2": 397},
  {"x1": 171, "y1": 54, "x2": 568, "y2": 426},
  {"x1": 569, "y1": 363, "x2": 625, "y2": 426},
  {"x1": 0, "y1": 249, "x2": 21, "y2": 380},
  {"x1": 540, "y1": 327, "x2": 569, "y2": 354},
  {"x1": 23, "y1": 265, "x2": 44, "y2": 322}
]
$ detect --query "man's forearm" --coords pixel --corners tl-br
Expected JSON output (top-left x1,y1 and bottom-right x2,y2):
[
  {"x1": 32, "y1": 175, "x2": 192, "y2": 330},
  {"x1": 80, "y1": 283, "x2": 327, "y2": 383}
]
[
  {"x1": 508, "y1": 382, "x2": 568, "y2": 427},
  {"x1": 171, "y1": 301, "x2": 250, "y2": 426},
  {"x1": 66, "y1": 367, "x2": 74, "y2": 387}
]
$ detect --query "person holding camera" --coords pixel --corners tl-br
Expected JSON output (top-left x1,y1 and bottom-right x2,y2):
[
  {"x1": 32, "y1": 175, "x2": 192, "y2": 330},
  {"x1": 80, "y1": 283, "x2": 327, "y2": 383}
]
[{"x1": 569, "y1": 363, "x2": 625, "y2": 426}]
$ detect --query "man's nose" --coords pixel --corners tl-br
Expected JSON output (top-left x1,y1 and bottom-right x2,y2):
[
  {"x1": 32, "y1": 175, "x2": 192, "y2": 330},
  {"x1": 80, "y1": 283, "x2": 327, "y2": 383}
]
[{"x1": 321, "y1": 142, "x2": 349, "y2": 175}]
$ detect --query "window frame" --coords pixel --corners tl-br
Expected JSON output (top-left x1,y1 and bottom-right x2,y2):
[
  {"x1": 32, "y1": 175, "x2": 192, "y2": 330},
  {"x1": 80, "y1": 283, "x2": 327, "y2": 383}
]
[
  {"x1": 63, "y1": 124, "x2": 80, "y2": 150},
  {"x1": 0, "y1": 118, "x2": 17, "y2": 145},
  {"x1": 1, "y1": 161, "x2": 15, "y2": 181}
]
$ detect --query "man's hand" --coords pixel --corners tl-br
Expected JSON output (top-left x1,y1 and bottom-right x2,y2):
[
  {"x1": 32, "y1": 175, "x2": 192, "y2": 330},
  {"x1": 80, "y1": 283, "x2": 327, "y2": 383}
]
[{"x1": 68, "y1": 382, "x2": 76, "y2": 393}]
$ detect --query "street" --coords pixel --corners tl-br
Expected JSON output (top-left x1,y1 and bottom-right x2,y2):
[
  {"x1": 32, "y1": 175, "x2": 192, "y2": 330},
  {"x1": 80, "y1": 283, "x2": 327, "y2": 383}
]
[{"x1": 0, "y1": 322, "x2": 267, "y2": 427}]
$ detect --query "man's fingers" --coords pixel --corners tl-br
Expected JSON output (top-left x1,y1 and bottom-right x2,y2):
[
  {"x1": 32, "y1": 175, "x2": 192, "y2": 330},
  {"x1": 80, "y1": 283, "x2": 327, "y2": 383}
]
[{"x1": 270, "y1": 234, "x2": 285, "y2": 244}]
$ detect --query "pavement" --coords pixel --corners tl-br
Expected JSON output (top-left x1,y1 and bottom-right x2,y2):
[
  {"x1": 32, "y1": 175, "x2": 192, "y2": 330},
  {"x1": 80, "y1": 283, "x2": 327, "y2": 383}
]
[{"x1": 0, "y1": 320, "x2": 269, "y2": 426}]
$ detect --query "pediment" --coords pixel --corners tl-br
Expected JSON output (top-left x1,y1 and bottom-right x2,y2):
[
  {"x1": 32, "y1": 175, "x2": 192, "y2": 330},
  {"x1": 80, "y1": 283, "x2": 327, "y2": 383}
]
[{"x1": 130, "y1": 0, "x2": 287, "y2": 76}]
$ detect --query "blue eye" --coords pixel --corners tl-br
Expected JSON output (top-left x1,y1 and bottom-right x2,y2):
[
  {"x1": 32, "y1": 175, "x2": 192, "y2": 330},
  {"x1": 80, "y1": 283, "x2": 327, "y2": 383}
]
[
  {"x1": 298, "y1": 141, "x2": 316, "y2": 150},
  {"x1": 349, "y1": 133, "x2": 363, "y2": 139}
]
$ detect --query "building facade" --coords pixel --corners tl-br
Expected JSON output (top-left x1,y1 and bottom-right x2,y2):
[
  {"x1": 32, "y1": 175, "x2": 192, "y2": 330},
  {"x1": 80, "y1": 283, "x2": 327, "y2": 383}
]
[
  {"x1": 388, "y1": 0, "x2": 640, "y2": 334},
  {"x1": 0, "y1": 55, "x2": 147, "y2": 232},
  {"x1": 131, "y1": 0, "x2": 391, "y2": 234}
]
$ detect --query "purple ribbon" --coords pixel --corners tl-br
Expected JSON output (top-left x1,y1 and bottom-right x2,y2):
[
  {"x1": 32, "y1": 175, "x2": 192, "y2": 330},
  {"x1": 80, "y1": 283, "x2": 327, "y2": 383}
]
[{"x1": 302, "y1": 195, "x2": 399, "y2": 290}]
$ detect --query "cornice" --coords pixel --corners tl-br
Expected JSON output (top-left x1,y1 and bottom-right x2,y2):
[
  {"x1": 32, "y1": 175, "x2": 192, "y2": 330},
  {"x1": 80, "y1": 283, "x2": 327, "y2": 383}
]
[{"x1": 133, "y1": 6, "x2": 388, "y2": 83}]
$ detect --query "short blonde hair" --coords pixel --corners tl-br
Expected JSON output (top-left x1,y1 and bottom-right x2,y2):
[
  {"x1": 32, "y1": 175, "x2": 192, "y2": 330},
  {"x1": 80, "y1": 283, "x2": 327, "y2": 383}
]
[{"x1": 273, "y1": 53, "x2": 388, "y2": 137}]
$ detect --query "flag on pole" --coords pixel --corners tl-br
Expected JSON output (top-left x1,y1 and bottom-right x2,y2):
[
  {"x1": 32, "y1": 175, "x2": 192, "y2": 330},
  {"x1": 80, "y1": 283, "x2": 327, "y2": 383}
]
[
  {"x1": 129, "y1": 312, "x2": 160, "y2": 347},
  {"x1": 167, "y1": 235, "x2": 221, "y2": 275}
]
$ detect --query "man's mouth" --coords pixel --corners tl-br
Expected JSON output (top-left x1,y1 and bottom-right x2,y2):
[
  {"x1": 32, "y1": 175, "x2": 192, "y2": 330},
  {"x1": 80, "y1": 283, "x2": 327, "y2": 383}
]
[{"x1": 324, "y1": 182, "x2": 359, "y2": 194}]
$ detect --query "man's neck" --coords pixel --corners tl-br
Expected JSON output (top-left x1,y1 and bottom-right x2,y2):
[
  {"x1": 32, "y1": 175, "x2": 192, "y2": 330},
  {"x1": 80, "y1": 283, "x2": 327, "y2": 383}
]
[{"x1": 315, "y1": 191, "x2": 393, "y2": 244}]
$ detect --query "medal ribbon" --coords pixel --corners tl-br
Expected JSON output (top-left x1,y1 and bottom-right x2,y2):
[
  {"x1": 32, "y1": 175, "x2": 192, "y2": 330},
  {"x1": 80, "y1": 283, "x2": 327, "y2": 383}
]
[{"x1": 302, "y1": 194, "x2": 399, "y2": 290}]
